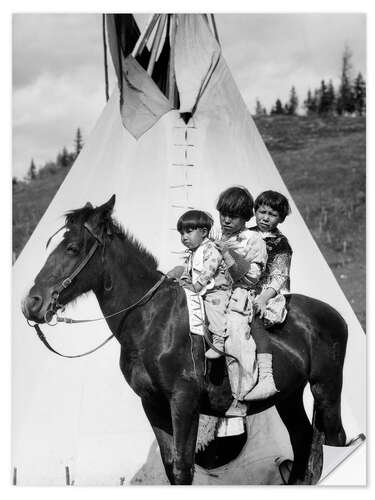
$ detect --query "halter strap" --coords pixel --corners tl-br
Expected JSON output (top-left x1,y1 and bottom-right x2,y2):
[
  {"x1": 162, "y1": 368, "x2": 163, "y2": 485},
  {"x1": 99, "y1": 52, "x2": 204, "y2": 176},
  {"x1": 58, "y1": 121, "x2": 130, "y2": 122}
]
[{"x1": 31, "y1": 275, "x2": 166, "y2": 358}]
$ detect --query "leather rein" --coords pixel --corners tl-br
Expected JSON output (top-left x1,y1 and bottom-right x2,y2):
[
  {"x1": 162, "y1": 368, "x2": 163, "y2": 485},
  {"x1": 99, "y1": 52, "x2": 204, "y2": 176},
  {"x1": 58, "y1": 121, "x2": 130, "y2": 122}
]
[{"x1": 27, "y1": 222, "x2": 166, "y2": 358}]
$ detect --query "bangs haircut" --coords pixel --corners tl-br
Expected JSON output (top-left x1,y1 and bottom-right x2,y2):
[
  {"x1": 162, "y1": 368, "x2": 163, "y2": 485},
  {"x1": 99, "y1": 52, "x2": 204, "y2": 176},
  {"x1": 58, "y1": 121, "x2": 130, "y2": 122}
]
[
  {"x1": 216, "y1": 186, "x2": 254, "y2": 221},
  {"x1": 177, "y1": 210, "x2": 213, "y2": 233},
  {"x1": 255, "y1": 190, "x2": 291, "y2": 222}
]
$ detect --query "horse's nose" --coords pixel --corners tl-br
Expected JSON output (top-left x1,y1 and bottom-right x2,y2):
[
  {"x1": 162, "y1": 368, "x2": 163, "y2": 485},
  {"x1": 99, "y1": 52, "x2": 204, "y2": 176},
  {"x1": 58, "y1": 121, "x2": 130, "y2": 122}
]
[{"x1": 25, "y1": 293, "x2": 43, "y2": 314}]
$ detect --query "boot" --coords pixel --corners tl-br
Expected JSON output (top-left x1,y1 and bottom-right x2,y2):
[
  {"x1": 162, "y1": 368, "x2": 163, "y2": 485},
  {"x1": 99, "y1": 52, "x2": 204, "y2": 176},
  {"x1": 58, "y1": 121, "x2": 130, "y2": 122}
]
[
  {"x1": 244, "y1": 353, "x2": 279, "y2": 401},
  {"x1": 225, "y1": 399, "x2": 247, "y2": 418},
  {"x1": 205, "y1": 334, "x2": 225, "y2": 359}
]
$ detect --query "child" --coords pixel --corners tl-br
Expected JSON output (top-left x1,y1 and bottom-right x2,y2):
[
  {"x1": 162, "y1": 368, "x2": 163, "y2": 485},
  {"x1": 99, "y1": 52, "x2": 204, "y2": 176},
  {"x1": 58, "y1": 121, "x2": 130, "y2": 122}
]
[
  {"x1": 214, "y1": 186, "x2": 268, "y2": 417},
  {"x1": 245, "y1": 190, "x2": 292, "y2": 401},
  {"x1": 177, "y1": 210, "x2": 232, "y2": 359}
]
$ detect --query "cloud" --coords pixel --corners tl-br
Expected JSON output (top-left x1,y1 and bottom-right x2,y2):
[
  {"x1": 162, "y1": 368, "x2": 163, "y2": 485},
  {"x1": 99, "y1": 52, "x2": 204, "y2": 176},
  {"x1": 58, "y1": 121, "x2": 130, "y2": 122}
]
[
  {"x1": 13, "y1": 66, "x2": 109, "y2": 177},
  {"x1": 217, "y1": 13, "x2": 366, "y2": 112},
  {"x1": 12, "y1": 13, "x2": 366, "y2": 178}
]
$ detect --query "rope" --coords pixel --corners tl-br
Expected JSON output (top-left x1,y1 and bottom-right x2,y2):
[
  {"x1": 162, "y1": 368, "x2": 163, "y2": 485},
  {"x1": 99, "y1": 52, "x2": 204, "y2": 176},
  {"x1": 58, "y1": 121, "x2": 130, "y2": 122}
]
[
  {"x1": 102, "y1": 14, "x2": 109, "y2": 102},
  {"x1": 57, "y1": 275, "x2": 165, "y2": 324}
]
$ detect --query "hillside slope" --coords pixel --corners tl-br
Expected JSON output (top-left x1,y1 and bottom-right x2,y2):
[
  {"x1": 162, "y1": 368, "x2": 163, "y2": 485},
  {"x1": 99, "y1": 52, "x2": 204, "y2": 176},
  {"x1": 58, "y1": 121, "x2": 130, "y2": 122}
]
[
  {"x1": 12, "y1": 115, "x2": 366, "y2": 328},
  {"x1": 255, "y1": 115, "x2": 365, "y2": 328}
]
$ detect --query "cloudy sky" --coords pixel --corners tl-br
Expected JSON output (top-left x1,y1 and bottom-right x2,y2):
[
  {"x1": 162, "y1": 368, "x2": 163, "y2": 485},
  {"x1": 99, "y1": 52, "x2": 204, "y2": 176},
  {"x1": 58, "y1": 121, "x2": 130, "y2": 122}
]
[{"x1": 12, "y1": 13, "x2": 366, "y2": 179}]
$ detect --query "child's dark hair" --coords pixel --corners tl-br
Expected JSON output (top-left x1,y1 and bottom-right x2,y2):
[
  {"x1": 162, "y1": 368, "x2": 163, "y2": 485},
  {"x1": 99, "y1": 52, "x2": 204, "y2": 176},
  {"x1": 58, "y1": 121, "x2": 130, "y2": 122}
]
[
  {"x1": 216, "y1": 186, "x2": 254, "y2": 221},
  {"x1": 254, "y1": 190, "x2": 291, "y2": 222},
  {"x1": 177, "y1": 210, "x2": 213, "y2": 233}
]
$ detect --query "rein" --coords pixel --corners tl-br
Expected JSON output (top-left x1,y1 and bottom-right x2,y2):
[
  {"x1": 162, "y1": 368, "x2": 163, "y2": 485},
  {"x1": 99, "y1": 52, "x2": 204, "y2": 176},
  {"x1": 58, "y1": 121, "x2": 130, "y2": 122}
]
[
  {"x1": 30, "y1": 275, "x2": 166, "y2": 359},
  {"x1": 29, "y1": 221, "x2": 166, "y2": 358}
]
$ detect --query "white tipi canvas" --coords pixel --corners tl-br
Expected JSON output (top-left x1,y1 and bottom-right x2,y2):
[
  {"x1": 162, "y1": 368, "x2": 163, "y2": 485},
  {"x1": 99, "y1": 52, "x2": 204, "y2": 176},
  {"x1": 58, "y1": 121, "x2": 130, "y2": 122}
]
[{"x1": 12, "y1": 14, "x2": 365, "y2": 485}]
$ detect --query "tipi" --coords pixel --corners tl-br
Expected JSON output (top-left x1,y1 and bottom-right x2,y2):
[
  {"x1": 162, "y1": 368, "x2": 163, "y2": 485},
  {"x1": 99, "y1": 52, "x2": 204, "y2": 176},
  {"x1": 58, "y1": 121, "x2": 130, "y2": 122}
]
[{"x1": 12, "y1": 14, "x2": 365, "y2": 485}]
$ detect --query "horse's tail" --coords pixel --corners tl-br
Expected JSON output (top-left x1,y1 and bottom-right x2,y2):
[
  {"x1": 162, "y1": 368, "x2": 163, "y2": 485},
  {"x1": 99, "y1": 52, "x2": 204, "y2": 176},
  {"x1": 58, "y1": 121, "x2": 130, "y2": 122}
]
[{"x1": 305, "y1": 404, "x2": 325, "y2": 484}]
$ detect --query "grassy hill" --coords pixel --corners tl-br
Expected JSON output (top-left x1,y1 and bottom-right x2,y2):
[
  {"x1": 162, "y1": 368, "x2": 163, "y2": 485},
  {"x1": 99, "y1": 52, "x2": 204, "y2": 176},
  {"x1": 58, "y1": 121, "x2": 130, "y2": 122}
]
[
  {"x1": 12, "y1": 115, "x2": 366, "y2": 329},
  {"x1": 256, "y1": 115, "x2": 365, "y2": 328}
]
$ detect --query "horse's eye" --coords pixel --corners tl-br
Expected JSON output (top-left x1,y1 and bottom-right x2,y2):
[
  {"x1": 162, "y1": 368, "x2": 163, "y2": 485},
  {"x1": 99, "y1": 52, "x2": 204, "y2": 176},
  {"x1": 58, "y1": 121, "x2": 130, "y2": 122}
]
[{"x1": 66, "y1": 244, "x2": 79, "y2": 255}]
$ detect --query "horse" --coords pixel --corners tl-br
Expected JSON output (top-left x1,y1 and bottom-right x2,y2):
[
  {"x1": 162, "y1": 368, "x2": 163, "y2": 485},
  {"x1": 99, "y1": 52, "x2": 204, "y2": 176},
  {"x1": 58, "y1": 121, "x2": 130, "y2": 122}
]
[{"x1": 22, "y1": 195, "x2": 349, "y2": 485}]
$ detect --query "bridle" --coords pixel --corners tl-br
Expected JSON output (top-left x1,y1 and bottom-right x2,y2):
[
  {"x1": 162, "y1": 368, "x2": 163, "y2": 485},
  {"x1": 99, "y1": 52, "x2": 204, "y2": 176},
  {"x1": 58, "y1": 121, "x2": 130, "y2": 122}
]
[{"x1": 27, "y1": 222, "x2": 166, "y2": 358}]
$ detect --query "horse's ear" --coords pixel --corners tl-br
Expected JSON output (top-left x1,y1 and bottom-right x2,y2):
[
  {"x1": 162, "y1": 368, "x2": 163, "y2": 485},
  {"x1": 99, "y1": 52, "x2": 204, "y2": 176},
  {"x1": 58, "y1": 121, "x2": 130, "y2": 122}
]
[{"x1": 98, "y1": 194, "x2": 116, "y2": 215}]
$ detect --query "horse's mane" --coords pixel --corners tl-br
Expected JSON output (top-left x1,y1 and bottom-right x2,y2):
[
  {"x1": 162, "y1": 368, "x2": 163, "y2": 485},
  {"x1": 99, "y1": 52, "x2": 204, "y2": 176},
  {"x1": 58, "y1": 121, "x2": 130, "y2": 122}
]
[{"x1": 64, "y1": 205, "x2": 159, "y2": 271}]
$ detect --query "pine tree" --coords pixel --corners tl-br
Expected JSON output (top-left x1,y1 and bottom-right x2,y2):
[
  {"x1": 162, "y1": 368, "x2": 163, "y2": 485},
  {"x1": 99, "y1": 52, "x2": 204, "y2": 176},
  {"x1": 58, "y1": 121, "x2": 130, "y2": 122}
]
[
  {"x1": 255, "y1": 98, "x2": 264, "y2": 116},
  {"x1": 74, "y1": 128, "x2": 83, "y2": 158},
  {"x1": 304, "y1": 89, "x2": 318, "y2": 115},
  {"x1": 318, "y1": 80, "x2": 331, "y2": 114},
  {"x1": 271, "y1": 98, "x2": 284, "y2": 115},
  {"x1": 353, "y1": 72, "x2": 366, "y2": 116},
  {"x1": 27, "y1": 159, "x2": 37, "y2": 181},
  {"x1": 58, "y1": 147, "x2": 70, "y2": 167},
  {"x1": 337, "y1": 45, "x2": 355, "y2": 115},
  {"x1": 326, "y1": 80, "x2": 336, "y2": 114},
  {"x1": 287, "y1": 86, "x2": 298, "y2": 115}
]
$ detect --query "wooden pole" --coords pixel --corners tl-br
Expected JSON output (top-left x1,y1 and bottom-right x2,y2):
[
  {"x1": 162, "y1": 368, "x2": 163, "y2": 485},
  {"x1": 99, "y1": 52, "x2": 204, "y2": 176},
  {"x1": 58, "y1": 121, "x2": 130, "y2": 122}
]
[
  {"x1": 131, "y1": 14, "x2": 160, "y2": 58},
  {"x1": 167, "y1": 14, "x2": 177, "y2": 105},
  {"x1": 65, "y1": 465, "x2": 71, "y2": 486},
  {"x1": 210, "y1": 14, "x2": 220, "y2": 45},
  {"x1": 147, "y1": 14, "x2": 167, "y2": 76},
  {"x1": 102, "y1": 14, "x2": 109, "y2": 102},
  {"x1": 12, "y1": 467, "x2": 17, "y2": 485}
]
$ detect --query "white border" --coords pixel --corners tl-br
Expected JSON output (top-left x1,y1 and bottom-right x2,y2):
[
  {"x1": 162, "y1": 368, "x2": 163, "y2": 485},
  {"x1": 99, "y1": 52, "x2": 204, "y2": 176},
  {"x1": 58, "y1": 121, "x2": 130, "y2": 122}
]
[{"x1": 2, "y1": 1, "x2": 373, "y2": 498}]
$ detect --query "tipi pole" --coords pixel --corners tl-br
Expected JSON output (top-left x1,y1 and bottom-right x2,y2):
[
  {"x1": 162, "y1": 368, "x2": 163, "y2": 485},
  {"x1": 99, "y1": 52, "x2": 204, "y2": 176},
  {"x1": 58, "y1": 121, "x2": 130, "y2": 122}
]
[
  {"x1": 131, "y1": 14, "x2": 160, "y2": 58},
  {"x1": 167, "y1": 14, "x2": 177, "y2": 105},
  {"x1": 210, "y1": 14, "x2": 220, "y2": 45},
  {"x1": 102, "y1": 14, "x2": 109, "y2": 102},
  {"x1": 13, "y1": 467, "x2": 17, "y2": 485},
  {"x1": 65, "y1": 465, "x2": 71, "y2": 486},
  {"x1": 147, "y1": 14, "x2": 167, "y2": 76}
]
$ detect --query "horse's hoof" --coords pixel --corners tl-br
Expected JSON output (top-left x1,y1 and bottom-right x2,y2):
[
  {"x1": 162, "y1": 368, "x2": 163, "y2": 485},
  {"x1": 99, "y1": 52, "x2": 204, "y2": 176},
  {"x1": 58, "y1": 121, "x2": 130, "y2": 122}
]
[
  {"x1": 276, "y1": 458, "x2": 293, "y2": 484},
  {"x1": 346, "y1": 433, "x2": 366, "y2": 447}
]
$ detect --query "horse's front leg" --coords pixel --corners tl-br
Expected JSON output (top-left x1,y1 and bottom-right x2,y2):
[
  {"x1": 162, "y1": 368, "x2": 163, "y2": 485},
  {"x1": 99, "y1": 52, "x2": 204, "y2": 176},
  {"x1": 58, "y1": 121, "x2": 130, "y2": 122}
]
[
  {"x1": 170, "y1": 382, "x2": 201, "y2": 485},
  {"x1": 142, "y1": 398, "x2": 175, "y2": 484}
]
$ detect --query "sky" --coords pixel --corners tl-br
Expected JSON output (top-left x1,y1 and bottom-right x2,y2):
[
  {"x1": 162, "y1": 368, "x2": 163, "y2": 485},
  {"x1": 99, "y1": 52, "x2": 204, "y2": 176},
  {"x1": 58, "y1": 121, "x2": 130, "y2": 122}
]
[{"x1": 12, "y1": 13, "x2": 366, "y2": 179}]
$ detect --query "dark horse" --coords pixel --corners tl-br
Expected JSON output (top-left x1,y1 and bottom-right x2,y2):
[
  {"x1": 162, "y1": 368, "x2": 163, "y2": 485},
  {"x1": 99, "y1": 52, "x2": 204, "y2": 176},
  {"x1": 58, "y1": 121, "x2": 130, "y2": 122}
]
[{"x1": 22, "y1": 195, "x2": 348, "y2": 485}]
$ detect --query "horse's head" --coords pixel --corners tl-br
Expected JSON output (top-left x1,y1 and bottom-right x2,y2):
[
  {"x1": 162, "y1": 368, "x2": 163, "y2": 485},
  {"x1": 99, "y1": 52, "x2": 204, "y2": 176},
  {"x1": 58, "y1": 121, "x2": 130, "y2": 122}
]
[{"x1": 22, "y1": 195, "x2": 116, "y2": 324}]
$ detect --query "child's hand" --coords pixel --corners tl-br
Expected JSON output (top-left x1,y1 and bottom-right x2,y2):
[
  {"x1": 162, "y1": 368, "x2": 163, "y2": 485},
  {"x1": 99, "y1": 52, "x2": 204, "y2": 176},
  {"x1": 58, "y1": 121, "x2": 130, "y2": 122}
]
[
  {"x1": 166, "y1": 265, "x2": 185, "y2": 280},
  {"x1": 215, "y1": 241, "x2": 229, "y2": 253},
  {"x1": 253, "y1": 296, "x2": 268, "y2": 318}
]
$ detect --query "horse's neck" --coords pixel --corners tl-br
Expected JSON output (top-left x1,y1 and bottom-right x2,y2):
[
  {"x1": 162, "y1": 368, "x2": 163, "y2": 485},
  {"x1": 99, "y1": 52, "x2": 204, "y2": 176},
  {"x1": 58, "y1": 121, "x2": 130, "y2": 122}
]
[{"x1": 95, "y1": 237, "x2": 159, "y2": 330}]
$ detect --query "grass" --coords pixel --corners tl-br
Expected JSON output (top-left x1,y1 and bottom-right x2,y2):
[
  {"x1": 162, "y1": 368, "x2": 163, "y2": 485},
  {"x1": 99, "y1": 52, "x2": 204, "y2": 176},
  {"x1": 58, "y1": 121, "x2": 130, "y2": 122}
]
[
  {"x1": 12, "y1": 115, "x2": 366, "y2": 329},
  {"x1": 12, "y1": 167, "x2": 71, "y2": 258},
  {"x1": 255, "y1": 115, "x2": 366, "y2": 328}
]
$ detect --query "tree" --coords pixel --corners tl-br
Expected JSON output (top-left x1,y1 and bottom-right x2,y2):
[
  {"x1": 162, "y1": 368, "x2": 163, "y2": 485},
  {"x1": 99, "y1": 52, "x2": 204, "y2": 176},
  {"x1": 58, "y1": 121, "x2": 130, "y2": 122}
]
[
  {"x1": 286, "y1": 86, "x2": 298, "y2": 115},
  {"x1": 74, "y1": 128, "x2": 83, "y2": 158},
  {"x1": 353, "y1": 72, "x2": 366, "y2": 116},
  {"x1": 326, "y1": 80, "x2": 336, "y2": 114},
  {"x1": 271, "y1": 98, "x2": 284, "y2": 115},
  {"x1": 27, "y1": 159, "x2": 37, "y2": 181},
  {"x1": 337, "y1": 45, "x2": 355, "y2": 115},
  {"x1": 304, "y1": 89, "x2": 318, "y2": 115},
  {"x1": 318, "y1": 80, "x2": 331, "y2": 114},
  {"x1": 12, "y1": 176, "x2": 18, "y2": 186},
  {"x1": 255, "y1": 98, "x2": 265, "y2": 116},
  {"x1": 57, "y1": 146, "x2": 70, "y2": 168}
]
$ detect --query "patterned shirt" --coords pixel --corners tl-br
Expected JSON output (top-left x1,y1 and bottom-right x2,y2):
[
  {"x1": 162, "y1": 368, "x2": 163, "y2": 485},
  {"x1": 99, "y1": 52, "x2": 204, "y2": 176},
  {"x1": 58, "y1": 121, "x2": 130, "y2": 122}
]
[
  {"x1": 221, "y1": 228, "x2": 268, "y2": 288},
  {"x1": 249, "y1": 226, "x2": 292, "y2": 294},
  {"x1": 182, "y1": 238, "x2": 231, "y2": 292}
]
